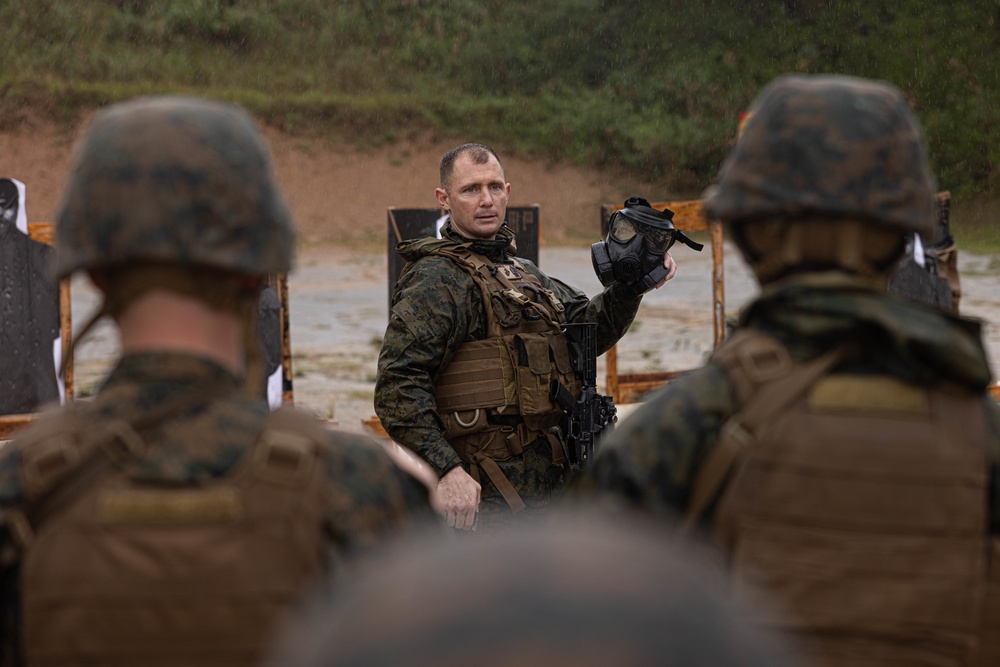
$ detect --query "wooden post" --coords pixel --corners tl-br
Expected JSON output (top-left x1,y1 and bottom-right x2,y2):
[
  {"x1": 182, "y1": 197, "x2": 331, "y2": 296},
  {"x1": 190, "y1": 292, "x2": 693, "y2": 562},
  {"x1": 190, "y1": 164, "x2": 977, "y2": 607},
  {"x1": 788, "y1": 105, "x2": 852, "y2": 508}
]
[
  {"x1": 60, "y1": 280, "x2": 74, "y2": 399},
  {"x1": 268, "y1": 272, "x2": 295, "y2": 406},
  {"x1": 710, "y1": 218, "x2": 726, "y2": 348}
]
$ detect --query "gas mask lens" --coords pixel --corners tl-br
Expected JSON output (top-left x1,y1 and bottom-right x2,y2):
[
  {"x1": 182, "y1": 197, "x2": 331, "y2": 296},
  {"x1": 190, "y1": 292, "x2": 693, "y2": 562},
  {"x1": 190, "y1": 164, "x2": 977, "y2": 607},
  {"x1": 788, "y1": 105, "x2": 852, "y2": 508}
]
[
  {"x1": 609, "y1": 211, "x2": 675, "y2": 254},
  {"x1": 610, "y1": 214, "x2": 637, "y2": 243},
  {"x1": 642, "y1": 226, "x2": 677, "y2": 255}
]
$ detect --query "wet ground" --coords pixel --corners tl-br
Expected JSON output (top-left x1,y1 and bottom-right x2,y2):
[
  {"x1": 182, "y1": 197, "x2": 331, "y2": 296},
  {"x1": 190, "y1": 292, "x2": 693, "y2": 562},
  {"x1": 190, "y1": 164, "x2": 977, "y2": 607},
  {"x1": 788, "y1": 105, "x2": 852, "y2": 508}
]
[{"x1": 69, "y1": 243, "x2": 1000, "y2": 433}]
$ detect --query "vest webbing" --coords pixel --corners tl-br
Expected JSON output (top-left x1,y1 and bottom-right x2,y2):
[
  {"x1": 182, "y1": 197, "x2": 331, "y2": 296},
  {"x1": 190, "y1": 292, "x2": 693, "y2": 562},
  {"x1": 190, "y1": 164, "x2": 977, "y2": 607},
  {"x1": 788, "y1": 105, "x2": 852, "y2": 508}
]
[
  {"x1": 693, "y1": 329, "x2": 990, "y2": 665},
  {"x1": 12, "y1": 405, "x2": 333, "y2": 666},
  {"x1": 410, "y1": 245, "x2": 580, "y2": 512}
]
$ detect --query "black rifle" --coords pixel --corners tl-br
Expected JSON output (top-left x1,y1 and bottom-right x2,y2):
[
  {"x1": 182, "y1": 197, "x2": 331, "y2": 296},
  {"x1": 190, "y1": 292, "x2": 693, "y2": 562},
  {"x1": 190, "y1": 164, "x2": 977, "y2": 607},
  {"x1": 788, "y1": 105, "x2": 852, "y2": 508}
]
[{"x1": 549, "y1": 322, "x2": 617, "y2": 469}]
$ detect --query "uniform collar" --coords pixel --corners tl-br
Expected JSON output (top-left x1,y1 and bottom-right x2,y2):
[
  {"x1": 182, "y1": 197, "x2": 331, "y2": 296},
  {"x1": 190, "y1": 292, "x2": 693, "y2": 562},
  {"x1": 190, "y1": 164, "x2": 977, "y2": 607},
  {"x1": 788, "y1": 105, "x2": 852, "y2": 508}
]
[
  {"x1": 443, "y1": 222, "x2": 516, "y2": 262},
  {"x1": 741, "y1": 281, "x2": 992, "y2": 390}
]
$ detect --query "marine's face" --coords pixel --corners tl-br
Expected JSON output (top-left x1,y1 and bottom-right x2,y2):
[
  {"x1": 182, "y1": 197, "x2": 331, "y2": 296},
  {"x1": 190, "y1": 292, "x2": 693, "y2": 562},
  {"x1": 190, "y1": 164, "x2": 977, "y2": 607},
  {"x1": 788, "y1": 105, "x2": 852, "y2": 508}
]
[{"x1": 437, "y1": 153, "x2": 510, "y2": 241}]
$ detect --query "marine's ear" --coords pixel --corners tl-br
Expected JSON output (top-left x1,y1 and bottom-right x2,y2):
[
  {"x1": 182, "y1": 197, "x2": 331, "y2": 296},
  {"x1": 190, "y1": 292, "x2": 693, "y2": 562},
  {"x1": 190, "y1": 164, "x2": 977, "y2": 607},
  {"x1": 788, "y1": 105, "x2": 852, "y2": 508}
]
[{"x1": 435, "y1": 187, "x2": 450, "y2": 212}]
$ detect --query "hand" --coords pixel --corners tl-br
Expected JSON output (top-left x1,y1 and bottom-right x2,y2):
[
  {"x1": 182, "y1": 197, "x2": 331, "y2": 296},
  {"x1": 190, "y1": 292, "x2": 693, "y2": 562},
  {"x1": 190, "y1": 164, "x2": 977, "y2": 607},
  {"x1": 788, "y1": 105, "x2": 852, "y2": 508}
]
[
  {"x1": 437, "y1": 465, "x2": 481, "y2": 530},
  {"x1": 655, "y1": 252, "x2": 677, "y2": 289}
]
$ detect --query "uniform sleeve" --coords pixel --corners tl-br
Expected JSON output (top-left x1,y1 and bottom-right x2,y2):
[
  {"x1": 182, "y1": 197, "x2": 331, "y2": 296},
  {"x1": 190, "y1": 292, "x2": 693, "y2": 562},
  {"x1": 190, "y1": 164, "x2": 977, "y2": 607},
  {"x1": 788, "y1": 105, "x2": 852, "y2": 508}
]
[
  {"x1": 525, "y1": 261, "x2": 644, "y2": 355},
  {"x1": 374, "y1": 258, "x2": 477, "y2": 477},
  {"x1": 569, "y1": 362, "x2": 739, "y2": 518}
]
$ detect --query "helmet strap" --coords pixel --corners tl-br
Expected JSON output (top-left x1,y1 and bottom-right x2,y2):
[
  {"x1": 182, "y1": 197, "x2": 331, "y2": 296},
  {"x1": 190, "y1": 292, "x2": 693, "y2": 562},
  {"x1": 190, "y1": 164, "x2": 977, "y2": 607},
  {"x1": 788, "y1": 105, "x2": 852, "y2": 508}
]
[
  {"x1": 241, "y1": 300, "x2": 265, "y2": 399},
  {"x1": 60, "y1": 299, "x2": 111, "y2": 381}
]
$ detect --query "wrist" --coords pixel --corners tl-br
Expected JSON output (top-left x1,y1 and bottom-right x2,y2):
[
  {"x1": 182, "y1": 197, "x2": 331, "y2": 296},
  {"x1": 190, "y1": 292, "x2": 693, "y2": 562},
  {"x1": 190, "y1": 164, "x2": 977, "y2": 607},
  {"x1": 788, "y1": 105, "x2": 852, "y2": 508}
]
[{"x1": 437, "y1": 457, "x2": 463, "y2": 479}]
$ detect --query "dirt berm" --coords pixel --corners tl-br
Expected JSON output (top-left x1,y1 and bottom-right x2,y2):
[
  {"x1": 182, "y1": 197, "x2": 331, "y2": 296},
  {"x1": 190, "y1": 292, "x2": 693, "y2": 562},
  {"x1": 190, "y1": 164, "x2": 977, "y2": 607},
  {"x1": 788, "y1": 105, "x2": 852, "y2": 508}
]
[{"x1": 6, "y1": 117, "x2": 1000, "y2": 432}]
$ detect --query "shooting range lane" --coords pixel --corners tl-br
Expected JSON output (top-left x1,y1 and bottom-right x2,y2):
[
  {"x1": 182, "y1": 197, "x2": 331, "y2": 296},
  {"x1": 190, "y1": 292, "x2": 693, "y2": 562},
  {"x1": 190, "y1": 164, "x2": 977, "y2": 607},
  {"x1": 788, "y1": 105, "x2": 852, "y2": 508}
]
[{"x1": 65, "y1": 244, "x2": 1000, "y2": 433}]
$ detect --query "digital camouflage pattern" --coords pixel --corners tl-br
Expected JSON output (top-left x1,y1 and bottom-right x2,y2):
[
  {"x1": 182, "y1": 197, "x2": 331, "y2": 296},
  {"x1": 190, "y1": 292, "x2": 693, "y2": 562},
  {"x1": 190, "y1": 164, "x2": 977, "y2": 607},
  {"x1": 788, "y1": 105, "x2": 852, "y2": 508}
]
[
  {"x1": 574, "y1": 277, "x2": 1000, "y2": 530},
  {"x1": 703, "y1": 74, "x2": 937, "y2": 236},
  {"x1": 578, "y1": 74, "x2": 997, "y2": 518},
  {"x1": 271, "y1": 513, "x2": 795, "y2": 667},
  {"x1": 54, "y1": 96, "x2": 294, "y2": 280},
  {"x1": 0, "y1": 94, "x2": 433, "y2": 664},
  {"x1": 375, "y1": 223, "x2": 644, "y2": 516}
]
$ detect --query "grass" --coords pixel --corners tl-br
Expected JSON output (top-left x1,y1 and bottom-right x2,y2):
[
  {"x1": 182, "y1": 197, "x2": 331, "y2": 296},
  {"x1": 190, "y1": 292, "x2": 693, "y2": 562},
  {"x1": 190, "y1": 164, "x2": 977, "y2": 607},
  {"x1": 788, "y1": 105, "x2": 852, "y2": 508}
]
[
  {"x1": 952, "y1": 196, "x2": 1000, "y2": 255},
  {"x1": 1, "y1": 1, "x2": 998, "y2": 203}
]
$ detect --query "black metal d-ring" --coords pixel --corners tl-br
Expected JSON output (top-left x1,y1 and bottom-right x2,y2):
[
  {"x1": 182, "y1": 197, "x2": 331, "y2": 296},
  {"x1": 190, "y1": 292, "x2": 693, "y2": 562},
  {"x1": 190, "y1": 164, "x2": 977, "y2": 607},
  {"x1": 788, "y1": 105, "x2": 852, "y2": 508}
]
[
  {"x1": 519, "y1": 284, "x2": 545, "y2": 320},
  {"x1": 520, "y1": 283, "x2": 545, "y2": 303}
]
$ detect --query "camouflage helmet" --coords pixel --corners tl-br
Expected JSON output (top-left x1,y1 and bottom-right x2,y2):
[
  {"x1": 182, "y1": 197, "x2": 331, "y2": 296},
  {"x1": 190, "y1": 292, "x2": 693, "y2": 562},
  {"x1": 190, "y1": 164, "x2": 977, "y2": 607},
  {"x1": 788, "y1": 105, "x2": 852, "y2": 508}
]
[
  {"x1": 269, "y1": 512, "x2": 794, "y2": 667},
  {"x1": 55, "y1": 95, "x2": 294, "y2": 280},
  {"x1": 703, "y1": 74, "x2": 937, "y2": 237}
]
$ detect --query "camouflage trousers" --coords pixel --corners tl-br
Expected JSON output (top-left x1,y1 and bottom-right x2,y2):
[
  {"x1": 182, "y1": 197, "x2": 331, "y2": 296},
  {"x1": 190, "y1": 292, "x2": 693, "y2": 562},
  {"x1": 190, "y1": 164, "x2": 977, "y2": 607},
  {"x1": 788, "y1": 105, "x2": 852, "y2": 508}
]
[{"x1": 464, "y1": 437, "x2": 566, "y2": 535}]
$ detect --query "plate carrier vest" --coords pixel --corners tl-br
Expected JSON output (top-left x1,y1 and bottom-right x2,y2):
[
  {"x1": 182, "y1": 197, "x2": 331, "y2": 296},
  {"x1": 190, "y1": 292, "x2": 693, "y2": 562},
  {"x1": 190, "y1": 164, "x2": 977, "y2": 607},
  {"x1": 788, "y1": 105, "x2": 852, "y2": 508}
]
[
  {"x1": 405, "y1": 243, "x2": 582, "y2": 512},
  {"x1": 3, "y1": 403, "x2": 334, "y2": 666},
  {"x1": 685, "y1": 329, "x2": 992, "y2": 666}
]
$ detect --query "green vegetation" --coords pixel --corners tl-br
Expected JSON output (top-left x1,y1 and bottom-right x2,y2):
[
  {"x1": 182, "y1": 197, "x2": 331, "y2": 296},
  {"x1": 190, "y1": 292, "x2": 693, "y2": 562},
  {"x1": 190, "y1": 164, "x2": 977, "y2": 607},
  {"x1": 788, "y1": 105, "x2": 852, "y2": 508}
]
[{"x1": 3, "y1": 1, "x2": 997, "y2": 241}]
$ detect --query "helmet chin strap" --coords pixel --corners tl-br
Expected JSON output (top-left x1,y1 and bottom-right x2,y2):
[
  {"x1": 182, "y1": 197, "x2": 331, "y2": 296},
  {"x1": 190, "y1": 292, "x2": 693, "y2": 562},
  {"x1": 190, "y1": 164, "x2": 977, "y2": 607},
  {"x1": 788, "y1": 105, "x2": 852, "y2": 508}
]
[{"x1": 60, "y1": 300, "x2": 110, "y2": 382}]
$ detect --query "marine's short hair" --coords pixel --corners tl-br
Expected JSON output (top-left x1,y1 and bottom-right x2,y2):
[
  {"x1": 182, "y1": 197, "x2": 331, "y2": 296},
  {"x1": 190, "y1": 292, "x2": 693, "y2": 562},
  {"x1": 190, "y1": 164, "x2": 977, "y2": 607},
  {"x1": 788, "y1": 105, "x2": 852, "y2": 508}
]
[{"x1": 439, "y1": 143, "x2": 503, "y2": 191}]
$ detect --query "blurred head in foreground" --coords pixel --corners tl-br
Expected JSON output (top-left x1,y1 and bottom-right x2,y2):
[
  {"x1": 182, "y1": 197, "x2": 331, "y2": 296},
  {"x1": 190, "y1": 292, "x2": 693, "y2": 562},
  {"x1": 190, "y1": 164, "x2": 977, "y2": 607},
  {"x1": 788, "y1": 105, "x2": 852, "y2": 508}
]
[{"x1": 271, "y1": 512, "x2": 793, "y2": 667}]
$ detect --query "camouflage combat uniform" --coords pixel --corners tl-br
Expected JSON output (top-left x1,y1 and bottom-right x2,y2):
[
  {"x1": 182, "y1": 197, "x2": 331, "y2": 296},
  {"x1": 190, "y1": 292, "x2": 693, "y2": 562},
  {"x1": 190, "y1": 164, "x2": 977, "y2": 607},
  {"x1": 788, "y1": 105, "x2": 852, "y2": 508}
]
[
  {"x1": 0, "y1": 352, "x2": 429, "y2": 547},
  {"x1": 0, "y1": 95, "x2": 434, "y2": 666},
  {"x1": 574, "y1": 75, "x2": 1000, "y2": 665},
  {"x1": 0, "y1": 352, "x2": 432, "y2": 662},
  {"x1": 375, "y1": 223, "x2": 642, "y2": 523}
]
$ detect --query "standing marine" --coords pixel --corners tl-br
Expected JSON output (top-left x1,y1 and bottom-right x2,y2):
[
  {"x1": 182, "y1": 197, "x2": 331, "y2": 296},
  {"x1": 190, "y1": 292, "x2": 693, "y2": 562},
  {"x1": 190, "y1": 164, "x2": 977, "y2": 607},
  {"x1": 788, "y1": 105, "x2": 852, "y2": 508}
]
[
  {"x1": 574, "y1": 74, "x2": 1000, "y2": 665},
  {"x1": 0, "y1": 95, "x2": 432, "y2": 666},
  {"x1": 375, "y1": 143, "x2": 690, "y2": 532}
]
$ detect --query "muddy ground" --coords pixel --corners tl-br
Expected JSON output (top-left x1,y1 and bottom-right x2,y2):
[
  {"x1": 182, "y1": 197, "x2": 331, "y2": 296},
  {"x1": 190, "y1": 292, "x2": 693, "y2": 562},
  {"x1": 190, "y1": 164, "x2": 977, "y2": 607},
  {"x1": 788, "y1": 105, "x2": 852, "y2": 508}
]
[{"x1": 6, "y1": 116, "x2": 1000, "y2": 432}]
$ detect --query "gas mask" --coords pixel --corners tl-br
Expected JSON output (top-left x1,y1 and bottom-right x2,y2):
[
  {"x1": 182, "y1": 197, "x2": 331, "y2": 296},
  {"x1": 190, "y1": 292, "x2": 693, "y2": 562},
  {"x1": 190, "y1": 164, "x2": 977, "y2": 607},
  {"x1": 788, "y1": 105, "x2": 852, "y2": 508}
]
[{"x1": 591, "y1": 197, "x2": 703, "y2": 295}]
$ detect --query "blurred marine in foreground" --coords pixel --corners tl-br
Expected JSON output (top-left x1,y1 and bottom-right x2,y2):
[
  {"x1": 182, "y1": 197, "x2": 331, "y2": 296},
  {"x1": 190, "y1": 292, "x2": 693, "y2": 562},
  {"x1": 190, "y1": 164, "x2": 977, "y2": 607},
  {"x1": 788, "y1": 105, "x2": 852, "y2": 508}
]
[
  {"x1": 269, "y1": 513, "x2": 795, "y2": 667},
  {"x1": 574, "y1": 74, "x2": 1000, "y2": 665},
  {"x1": 0, "y1": 96, "x2": 432, "y2": 666}
]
